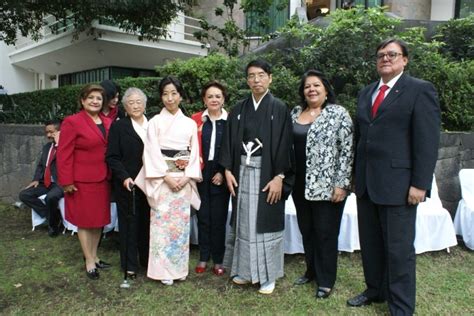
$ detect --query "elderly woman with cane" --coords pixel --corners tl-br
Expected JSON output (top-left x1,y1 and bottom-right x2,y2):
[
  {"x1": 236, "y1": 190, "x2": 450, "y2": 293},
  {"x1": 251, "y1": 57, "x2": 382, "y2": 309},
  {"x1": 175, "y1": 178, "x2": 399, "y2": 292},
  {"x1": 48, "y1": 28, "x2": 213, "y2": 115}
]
[{"x1": 106, "y1": 87, "x2": 150, "y2": 281}]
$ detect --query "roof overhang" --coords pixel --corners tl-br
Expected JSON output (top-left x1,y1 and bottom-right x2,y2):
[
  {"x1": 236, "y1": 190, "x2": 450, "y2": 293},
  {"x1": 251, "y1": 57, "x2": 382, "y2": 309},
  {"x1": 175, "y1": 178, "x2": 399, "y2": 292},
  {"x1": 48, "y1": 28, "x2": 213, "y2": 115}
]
[{"x1": 8, "y1": 24, "x2": 207, "y2": 75}]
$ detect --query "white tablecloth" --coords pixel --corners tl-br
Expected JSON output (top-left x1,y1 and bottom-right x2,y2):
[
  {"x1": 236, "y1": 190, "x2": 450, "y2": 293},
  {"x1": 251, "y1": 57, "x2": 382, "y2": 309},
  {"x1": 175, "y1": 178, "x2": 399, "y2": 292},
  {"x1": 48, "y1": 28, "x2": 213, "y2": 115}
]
[
  {"x1": 32, "y1": 196, "x2": 118, "y2": 234},
  {"x1": 191, "y1": 177, "x2": 457, "y2": 254},
  {"x1": 454, "y1": 169, "x2": 474, "y2": 250}
]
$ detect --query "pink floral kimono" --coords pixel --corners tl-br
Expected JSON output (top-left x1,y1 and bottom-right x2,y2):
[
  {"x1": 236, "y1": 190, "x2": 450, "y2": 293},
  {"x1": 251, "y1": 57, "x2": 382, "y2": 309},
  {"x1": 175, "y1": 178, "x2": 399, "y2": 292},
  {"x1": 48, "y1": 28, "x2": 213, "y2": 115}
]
[{"x1": 135, "y1": 108, "x2": 201, "y2": 281}]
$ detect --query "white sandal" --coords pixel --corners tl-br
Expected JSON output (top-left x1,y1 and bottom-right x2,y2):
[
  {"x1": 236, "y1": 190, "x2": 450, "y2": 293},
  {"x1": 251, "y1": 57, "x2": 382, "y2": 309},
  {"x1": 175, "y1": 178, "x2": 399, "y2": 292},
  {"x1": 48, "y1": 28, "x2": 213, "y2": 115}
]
[{"x1": 161, "y1": 279, "x2": 173, "y2": 286}]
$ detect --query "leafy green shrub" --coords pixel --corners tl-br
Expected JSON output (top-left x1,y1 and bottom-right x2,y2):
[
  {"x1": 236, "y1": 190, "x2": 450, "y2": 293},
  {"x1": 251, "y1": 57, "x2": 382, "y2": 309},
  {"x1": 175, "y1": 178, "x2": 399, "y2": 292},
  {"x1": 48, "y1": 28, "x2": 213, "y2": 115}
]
[
  {"x1": 434, "y1": 14, "x2": 474, "y2": 61},
  {"x1": 264, "y1": 7, "x2": 473, "y2": 129},
  {"x1": 157, "y1": 53, "x2": 249, "y2": 113},
  {"x1": 0, "y1": 77, "x2": 161, "y2": 124},
  {"x1": 436, "y1": 60, "x2": 474, "y2": 131},
  {"x1": 267, "y1": 6, "x2": 403, "y2": 115}
]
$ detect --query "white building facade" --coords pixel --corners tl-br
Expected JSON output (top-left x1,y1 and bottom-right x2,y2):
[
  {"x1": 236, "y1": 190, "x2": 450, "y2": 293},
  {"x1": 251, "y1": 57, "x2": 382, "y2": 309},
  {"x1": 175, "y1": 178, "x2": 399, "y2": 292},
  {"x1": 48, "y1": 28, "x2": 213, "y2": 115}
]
[{"x1": 1, "y1": 13, "x2": 207, "y2": 94}]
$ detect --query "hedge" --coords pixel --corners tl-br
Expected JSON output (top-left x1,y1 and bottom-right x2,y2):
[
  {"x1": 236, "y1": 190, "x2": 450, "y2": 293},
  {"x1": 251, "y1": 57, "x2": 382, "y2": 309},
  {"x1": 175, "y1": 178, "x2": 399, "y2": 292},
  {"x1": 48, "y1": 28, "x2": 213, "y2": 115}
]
[{"x1": 0, "y1": 77, "x2": 162, "y2": 124}]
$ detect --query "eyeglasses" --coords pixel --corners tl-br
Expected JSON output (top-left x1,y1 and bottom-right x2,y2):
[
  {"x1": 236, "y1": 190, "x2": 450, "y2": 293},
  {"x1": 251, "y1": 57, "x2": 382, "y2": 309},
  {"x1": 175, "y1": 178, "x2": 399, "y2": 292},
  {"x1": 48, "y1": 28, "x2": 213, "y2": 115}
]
[
  {"x1": 376, "y1": 51, "x2": 403, "y2": 61},
  {"x1": 247, "y1": 73, "x2": 268, "y2": 81}
]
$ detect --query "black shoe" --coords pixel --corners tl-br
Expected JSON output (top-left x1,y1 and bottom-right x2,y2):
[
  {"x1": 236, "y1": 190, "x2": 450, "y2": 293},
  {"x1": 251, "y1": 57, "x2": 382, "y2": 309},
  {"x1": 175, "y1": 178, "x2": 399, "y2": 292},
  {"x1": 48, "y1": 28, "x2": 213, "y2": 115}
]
[
  {"x1": 347, "y1": 293, "x2": 384, "y2": 307},
  {"x1": 316, "y1": 287, "x2": 332, "y2": 299},
  {"x1": 86, "y1": 268, "x2": 100, "y2": 280},
  {"x1": 126, "y1": 271, "x2": 137, "y2": 280},
  {"x1": 48, "y1": 226, "x2": 59, "y2": 237},
  {"x1": 293, "y1": 275, "x2": 313, "y2": 285},
  {"x1": 95, "y1": 260, "x2": 112, "y2": 269}
]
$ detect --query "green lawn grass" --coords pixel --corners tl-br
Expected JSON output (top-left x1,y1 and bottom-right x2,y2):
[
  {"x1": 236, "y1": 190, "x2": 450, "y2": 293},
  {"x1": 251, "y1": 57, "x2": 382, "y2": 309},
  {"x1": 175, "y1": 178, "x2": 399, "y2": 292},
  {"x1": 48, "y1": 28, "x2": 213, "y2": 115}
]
[{"x1": 0, "y1": 203, "x2": 473, "y2": 315}]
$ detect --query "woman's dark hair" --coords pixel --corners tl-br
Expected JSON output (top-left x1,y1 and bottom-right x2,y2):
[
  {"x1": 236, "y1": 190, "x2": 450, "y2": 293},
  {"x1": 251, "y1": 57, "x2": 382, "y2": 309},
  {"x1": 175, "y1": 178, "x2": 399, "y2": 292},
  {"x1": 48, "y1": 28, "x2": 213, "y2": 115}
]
[
  {"x1": 200, "y1": 80, "x2": 228, "y2": 103},
  {"x1": 245, "y1": 59, "x2": 272, "y2": 76},
  {"x1": 376, "y1": 38, "x2": 409, "y2": 57},
  {"x1": 159, "y1": 75, "x2": 186, "y2": 98},
  {"x1": 78, "y1": 84, "x2": 105, "y2": 110},
  {"x1": 100, "y1": 80, "x2": 121, "y2": 106},
  {"x1": 298, "y1": 69, "x2": 336, "y2": 110}
]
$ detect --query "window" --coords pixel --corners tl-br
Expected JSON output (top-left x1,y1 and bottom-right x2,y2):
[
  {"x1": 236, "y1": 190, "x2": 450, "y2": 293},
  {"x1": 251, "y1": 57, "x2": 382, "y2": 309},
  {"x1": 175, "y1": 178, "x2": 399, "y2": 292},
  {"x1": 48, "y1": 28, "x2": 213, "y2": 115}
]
[
  {"x1": 59, "y1": 67, "x2": 157, "y2": 87},
  {"x1": 456, "y1": 0, "x2": 474, "y2": 18},
  {"x1": 306, "y1": 0, "x2": 331, "y2": 20},
  {"x1": 338, "y1": 0, "x2": 383, "y2": 8},
  {"x1": 245, "y1": 0, "x2": 289, "y2": 36}
]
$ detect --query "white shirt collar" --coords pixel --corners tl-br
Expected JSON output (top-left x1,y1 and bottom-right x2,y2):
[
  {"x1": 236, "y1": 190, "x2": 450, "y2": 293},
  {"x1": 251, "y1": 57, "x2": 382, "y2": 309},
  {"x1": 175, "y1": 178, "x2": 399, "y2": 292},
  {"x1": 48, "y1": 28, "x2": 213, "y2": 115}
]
[
  {"x1": 161, "y1": 107, "x2": 183, "y2": 117},
  {"x1": 252, "y1": 89, "x2": 270, "y2": 110},
  {"x1": 377, "y1": 71, "x2": 404, "y2": 91},
  {"x1": 202, "y1": 108, "x2": 228, "y2": 121},
  {"x1": 131, "y1": 116, "x2": 148, "y2": 142}
]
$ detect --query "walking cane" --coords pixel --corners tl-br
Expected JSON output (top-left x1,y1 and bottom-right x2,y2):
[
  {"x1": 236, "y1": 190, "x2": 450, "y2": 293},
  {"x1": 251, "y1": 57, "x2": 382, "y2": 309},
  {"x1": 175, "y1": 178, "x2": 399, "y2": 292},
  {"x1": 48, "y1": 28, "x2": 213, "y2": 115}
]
[{"x1": 120, "y1": 184, "x2": 136, "y2": 289}]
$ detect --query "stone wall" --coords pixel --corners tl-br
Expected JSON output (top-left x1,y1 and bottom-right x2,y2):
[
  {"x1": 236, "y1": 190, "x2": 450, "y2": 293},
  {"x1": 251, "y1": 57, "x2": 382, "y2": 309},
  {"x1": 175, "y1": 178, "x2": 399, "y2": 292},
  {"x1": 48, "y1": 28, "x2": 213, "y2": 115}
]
[
  {"x1": 435, "y1": 132, "x2": 474, "y2": 216},
  {"x1": 1, "y1": 124, "x2": 473, "y2": 216},
  {"x1": 0, "y1": 124, "x2": 45, "y2": 203}
]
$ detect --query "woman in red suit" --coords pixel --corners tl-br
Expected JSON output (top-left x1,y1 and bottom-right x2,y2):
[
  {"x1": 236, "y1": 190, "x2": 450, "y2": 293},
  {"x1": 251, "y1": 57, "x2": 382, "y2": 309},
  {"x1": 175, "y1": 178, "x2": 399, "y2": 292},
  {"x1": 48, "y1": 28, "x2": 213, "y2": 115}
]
[{"x1": 57, "y1": 84, "x2": 112, "y2": 280}]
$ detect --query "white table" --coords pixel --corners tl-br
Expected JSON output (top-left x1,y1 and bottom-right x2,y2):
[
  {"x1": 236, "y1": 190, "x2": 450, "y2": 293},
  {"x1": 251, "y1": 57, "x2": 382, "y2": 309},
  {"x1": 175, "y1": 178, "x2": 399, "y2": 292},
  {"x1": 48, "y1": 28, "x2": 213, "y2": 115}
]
[{"x1": 191, "y1": 177, "x2": 457, "y2": 255}]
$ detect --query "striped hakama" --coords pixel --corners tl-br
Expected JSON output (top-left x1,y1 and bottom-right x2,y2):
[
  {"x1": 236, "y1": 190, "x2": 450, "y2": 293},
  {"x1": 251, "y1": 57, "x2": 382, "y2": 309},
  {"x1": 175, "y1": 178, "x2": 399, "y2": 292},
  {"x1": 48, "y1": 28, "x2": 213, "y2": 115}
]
[{"x1": 224, "y1": 156, "x2": 284, "y2": 284}]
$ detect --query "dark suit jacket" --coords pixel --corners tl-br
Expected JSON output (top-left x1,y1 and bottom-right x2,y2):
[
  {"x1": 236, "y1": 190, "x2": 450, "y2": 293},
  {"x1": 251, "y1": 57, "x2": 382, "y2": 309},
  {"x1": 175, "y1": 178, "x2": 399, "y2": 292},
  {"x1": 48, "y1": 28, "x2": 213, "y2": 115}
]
[
  {"x1": 106, "y1": 116, "x2": 145, "y2": 185},
  {"x1": 33, "y1": 142, "x2": 58, "y2": 183},
  {"x1": 354, "y1": 73, "x2": 441, "y2": 205},
  {"x1": 191, "y1": 111, "x2": 227, "y2": 195},
  {"x1": 57, "y1": 110, "x2": 112, "y2": 185}
]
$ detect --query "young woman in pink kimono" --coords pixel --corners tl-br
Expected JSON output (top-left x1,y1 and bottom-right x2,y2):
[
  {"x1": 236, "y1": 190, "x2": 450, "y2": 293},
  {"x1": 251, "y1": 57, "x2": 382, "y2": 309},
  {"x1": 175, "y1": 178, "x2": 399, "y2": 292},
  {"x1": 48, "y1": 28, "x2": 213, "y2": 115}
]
[{"x1": 135, "y1": 76, "x2": 202, "y2": 285}]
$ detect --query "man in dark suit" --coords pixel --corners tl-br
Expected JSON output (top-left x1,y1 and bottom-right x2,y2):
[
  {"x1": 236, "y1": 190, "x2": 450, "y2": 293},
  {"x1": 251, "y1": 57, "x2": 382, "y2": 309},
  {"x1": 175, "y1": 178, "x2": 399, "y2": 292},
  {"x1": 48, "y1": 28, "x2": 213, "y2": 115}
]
[
  {"x1": 19, "y1": 120, "x2": 63, "y2": 237},
  {"x1": 347, "y1": 39, "x2": 441, "y2": 315}
]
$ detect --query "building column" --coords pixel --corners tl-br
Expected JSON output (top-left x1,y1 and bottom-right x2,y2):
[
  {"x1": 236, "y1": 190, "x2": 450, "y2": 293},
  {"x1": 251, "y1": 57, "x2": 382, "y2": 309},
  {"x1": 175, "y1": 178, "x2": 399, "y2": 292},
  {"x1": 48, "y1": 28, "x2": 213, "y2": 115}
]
[{"x1": 384, "y1": 0, "x2": 432, "y2": 20}]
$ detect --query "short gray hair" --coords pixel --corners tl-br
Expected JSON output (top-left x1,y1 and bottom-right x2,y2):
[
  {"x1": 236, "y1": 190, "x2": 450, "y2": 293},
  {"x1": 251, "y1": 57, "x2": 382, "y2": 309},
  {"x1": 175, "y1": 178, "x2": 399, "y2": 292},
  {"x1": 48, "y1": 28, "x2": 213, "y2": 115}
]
[{"x1": 122, "y1": 87, "x2": 147, "y2": 107}]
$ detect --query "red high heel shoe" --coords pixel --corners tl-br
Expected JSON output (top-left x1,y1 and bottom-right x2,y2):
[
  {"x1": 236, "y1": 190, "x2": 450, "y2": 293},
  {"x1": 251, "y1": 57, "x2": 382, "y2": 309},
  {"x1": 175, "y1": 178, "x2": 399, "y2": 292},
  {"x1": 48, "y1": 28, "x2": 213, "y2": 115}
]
[
  {"x1": 195, "y1": 264, "x2": 206, "y2": 274},
  {"x1": 213, "y1": 266, "x2": 225, "y2": 276}
]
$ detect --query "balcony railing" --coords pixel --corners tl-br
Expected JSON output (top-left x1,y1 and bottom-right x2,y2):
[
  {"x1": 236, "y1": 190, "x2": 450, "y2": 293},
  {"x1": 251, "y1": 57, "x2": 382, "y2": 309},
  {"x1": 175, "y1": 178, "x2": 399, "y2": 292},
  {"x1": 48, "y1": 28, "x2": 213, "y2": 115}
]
[{"x1": 14, "y1": 13, "x2": 203, "y2": 50}]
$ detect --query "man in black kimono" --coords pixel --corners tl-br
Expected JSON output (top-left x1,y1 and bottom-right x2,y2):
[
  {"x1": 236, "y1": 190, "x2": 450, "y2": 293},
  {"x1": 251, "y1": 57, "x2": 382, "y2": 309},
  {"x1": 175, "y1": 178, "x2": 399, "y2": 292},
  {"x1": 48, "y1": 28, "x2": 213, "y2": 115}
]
[{"x1": 220, "y1": 59, "x2": 294, "y2": 295}]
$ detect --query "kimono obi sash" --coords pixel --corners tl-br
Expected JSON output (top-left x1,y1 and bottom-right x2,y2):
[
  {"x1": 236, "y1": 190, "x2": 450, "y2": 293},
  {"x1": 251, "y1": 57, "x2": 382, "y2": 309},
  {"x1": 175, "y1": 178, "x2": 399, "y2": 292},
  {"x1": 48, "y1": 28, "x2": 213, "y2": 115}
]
[{"x1": 161, "y1": 149, "x2": 190, "y2": 173}]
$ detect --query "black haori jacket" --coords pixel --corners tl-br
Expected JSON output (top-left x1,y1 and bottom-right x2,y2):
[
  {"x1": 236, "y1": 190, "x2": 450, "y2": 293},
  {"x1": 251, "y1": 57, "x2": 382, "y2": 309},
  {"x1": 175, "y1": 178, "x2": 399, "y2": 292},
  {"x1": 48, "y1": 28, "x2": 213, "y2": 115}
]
[{"x1": 219, "y1": 92, "x2": 295, "y2": 233}]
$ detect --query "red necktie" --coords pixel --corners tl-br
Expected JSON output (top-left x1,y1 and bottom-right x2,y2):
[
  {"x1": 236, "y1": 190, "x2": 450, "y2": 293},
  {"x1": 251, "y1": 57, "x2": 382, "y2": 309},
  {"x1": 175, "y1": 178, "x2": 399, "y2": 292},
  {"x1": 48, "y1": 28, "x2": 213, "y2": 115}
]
[
  {"x1": 371, "y1": 85, "x2": 389, "y2": 118},
  {"x1": 44, "y1": 145, "x2": 56, "y2": 188}
]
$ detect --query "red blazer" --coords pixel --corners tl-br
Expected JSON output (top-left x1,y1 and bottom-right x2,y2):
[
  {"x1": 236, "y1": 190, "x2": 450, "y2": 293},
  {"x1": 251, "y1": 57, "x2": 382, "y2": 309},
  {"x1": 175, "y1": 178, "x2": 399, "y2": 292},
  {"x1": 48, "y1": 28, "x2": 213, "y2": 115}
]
[
  {"x1": 57, "y1": 110, "x2": 112, "y2": 185},
  {"x1": 191, "y1": 111, "x2": 205, "y2": 170}
]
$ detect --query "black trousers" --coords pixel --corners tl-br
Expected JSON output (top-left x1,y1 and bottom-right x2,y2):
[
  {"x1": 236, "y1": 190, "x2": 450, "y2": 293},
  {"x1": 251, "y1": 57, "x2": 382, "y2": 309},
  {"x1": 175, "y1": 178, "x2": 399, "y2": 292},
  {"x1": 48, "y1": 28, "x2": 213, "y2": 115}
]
[
  {"x1": 357, "y1": 195, "x2": 417, "y2": 316},
  {"x1": 19, "y1": 183, "x2": 63, "y2": 228},
  {"x1": 115, "y1": 184, "x2": 150, "y2": 273},
  {"x1": 292, "y1": 182, "x2": 345, "y2": 288},
  {"x1": 196, "y1": 166, "x2": 230, "y2": 264}
]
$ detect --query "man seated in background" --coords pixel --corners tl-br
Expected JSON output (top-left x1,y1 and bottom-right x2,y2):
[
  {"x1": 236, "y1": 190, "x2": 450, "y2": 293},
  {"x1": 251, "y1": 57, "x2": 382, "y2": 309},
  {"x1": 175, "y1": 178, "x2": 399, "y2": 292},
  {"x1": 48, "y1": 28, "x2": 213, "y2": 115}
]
[{"x1": 19, "y1": 120, "x2": 63, "y2": 237}]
